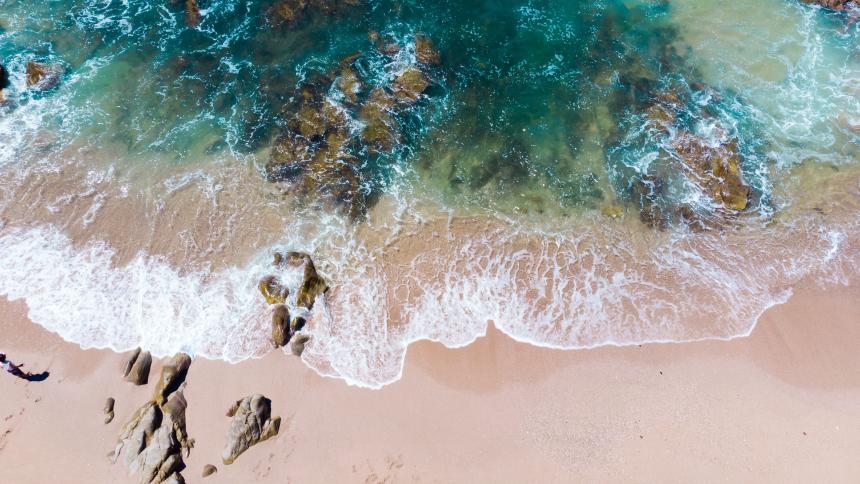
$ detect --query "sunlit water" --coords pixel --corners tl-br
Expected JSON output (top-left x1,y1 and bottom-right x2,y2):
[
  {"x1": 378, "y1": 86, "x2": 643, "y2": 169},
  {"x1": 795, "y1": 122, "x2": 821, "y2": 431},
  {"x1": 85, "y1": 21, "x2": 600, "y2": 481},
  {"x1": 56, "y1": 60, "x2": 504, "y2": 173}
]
[{"x1": 0, "y1": 0, "x2": 858, "y2": 387}]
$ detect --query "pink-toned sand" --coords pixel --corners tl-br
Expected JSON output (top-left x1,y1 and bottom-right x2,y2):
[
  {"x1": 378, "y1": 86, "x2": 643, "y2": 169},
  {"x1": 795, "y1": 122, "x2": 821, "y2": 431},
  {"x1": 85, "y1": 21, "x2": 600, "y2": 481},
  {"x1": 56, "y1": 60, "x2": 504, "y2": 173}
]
[{"x1": 1, "y1": 280, "x2": 859, "y2": 483}]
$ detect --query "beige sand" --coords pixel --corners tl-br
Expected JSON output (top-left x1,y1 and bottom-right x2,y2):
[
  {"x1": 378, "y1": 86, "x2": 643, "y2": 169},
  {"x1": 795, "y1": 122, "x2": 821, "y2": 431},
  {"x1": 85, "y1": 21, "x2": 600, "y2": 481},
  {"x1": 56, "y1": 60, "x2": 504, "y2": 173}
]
[{"x1": 1, "y1": 280, "x2": 859, "y2": 483}]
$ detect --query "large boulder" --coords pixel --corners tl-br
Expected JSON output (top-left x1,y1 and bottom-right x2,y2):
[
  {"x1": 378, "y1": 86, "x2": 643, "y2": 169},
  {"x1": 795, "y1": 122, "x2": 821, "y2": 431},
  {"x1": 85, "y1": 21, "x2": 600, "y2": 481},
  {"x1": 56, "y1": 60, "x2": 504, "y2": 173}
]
[
  {"x1": 26, "y1": 62, "x2": 63, "y2": 91},
  {"x1": 222, "y1": 394, "x2": 281, "y2": 465},
  {"x1": 391, "y1": 67, "x2": 430, "y2": 104},
  {"x1": 271, "y1": 304, "x2": 290, "y2": 347},
  {"x1": 123, "y1": 348, "x2": 153, "y2": 386},
  {"x1": 153, "y1": 353, "x2": 192, "y2": 406}
]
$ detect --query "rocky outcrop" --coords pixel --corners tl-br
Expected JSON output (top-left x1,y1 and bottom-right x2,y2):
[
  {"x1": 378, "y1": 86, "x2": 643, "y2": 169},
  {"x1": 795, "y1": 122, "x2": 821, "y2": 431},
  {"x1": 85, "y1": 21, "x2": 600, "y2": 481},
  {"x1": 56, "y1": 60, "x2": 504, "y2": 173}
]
[
  {"x1": 271, "y1": 304, "x2": 290, "y2": 347},
  {"x1": 123, "y1": 348, "x2": 153, "y2": 386},
  {"x1": 25, "y1": 62, "x2": 63, "y2": 91},
  {"x1": 222, "y1": 394, "x2": 281, "y2": 465},
  {"x1": 112, "y1": 354, "x2": 193, "y2": 484},
  {"x1": 104, "y1": 397, "x2": 116, "y2": 424},
  {"x1": 265, "y1": 34, "x2": 439, "y2": 220},
  {"x1": 202, "y1": 464, "x2": 217, "y2": 478}
]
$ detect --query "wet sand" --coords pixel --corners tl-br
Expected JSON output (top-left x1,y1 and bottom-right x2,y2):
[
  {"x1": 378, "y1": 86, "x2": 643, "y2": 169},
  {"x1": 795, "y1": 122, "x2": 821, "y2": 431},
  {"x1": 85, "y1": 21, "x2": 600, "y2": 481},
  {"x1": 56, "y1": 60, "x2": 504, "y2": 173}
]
[{"x1": 1, "y1": 279, "x2": 859, "y2": 483}]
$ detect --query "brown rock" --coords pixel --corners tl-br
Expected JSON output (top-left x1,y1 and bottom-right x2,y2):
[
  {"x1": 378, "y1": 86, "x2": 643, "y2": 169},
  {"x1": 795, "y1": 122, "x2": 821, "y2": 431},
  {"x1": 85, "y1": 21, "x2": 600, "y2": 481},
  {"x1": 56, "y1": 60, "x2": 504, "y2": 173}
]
[
  {"x1": 360, "y1": 88, "x2": 399, "y2": 153},
  {"x1": 391, "y1": 67, "x2": 430, "y2": 104},
  {"x1": 291, "y1": 333, "x2": 310, "y2": 357},
  {"x1": 186, "y1": 0, "x2": 202, "y2": 27},
  {"x1": 415, "y1": 34, "x2": 441, "y2": 65},
  {"x1": 123, "y1": 348, "x2": 153, "y2": 386},
  {"x1": 672, "y1": 132, "x2": 750, "y2": 212},
  {"x1": 335, "y1": 66, "x2": 362, "y2": 104},
  {"x1": 272, "y1": 304, "x2": 290, "y2": 348},
  {"x1": 26, "y1": 62, "x2": 63, "y2": 91},
  {"x1": 202, "y1": 464, "x2": 218, "y2": 478},
  {"x1": 259, "y1": 275, "x2": 288, "y2": 305},
  {"x1": 290, "y1": 315, "x2": 306, "y2": 333},
  {"x1": 153, "y1": 353, "x2": 192, "y2": 406},
  {"x1": 222, "y1": 394, "x2": 281, "y2": 465},
  {"x1": 296, "y1": 257, "x2": 328, "y2": 309}
]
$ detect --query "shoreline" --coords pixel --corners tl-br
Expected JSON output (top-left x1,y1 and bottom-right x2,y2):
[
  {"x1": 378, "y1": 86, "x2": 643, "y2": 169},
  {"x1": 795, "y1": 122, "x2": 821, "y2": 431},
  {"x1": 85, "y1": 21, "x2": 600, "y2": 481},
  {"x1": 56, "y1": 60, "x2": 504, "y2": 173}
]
[{"x1": 2, "y1": 280, "x2": 860, "y2": 482}]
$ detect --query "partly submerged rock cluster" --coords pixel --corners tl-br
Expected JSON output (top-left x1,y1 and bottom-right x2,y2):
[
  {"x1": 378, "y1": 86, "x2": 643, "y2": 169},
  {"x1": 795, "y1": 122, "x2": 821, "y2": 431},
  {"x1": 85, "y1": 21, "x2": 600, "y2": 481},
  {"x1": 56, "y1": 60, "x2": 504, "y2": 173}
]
[
  {"x1": 265, "y1": 33, "x2": 441, "y2": 219},
  {"x1": 111, "y1": 354, "x2": 193, "y2": 484},
  {"x1": 801, "y1": 0, "x2": 858, "y2": 10},
  {"x1": 259, "y1": 251, "x2": 328, "y2": 356},
  {"x1": 630, "y1": 84, "x2": 752, "y2": 230}
]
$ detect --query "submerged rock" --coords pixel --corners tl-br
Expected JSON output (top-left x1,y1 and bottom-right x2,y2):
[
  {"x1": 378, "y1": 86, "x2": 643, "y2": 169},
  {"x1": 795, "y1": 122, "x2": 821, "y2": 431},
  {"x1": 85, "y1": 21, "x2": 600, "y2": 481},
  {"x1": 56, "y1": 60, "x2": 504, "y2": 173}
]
[
  {"x1": 222, "y1": 394, "x2": 281, "y2": 465},
  {"x1": 259, "y1": 275, "x2": 288, "y2": 305},
  {"x1": 391, "y1": 67, "x2": 430, "y2": 104},
  {"x1": 272, "y1": 304, "x2": 291, "y2": 347},
  {"x1": 26, "y1": 62, "x2": 63, "y2": 91},
  {"x1": 415, "y1": 34, "x2": 441, "y2": 65},
  {"x1": 672, "y1": 132, "x2": 750, "y2": 212},
  {"x1": 123, "y1": 348, "x2": 153, "y2": 386},
  {"x1": 186, "y1": 0, "x2": 202, "y2": 27}
]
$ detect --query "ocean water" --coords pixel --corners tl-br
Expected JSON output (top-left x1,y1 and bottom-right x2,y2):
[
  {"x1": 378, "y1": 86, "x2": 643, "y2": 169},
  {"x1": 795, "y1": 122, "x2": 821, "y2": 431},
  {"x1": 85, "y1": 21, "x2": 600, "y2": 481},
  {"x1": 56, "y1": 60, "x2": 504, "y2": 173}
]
[{"x1": 0, "y1": 0, "x2": 859, "y2": 388}]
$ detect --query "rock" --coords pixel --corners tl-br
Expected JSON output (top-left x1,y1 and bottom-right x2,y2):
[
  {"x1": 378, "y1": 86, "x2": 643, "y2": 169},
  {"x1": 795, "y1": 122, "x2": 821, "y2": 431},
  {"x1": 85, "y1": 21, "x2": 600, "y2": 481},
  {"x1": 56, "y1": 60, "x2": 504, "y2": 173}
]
[
  {"x1": 801, "y1": 0, "x2": 856, "y2": 10},
  {"x1": 335, "y1": 66, "x2": 362, "y2": 104},
  {"x1": 269, "y1": 0, "x2": 309, "y2": 27},
  {"x1": 291, "y1": 333, "x2": 310, "y2": 357},
  {"x1": 112, "y1": 357, "x2": 193, "y2": 484},
  {"x1": 202, "y1": 464, "x2": 217, "y2": 478},
  {"x1": 104, "y1": 397, "x2": 116, "y2": 424},
  {"x1": 123, "y1": 348, "x2": 152, "y2": 386},
  {"x1": 296, "y1": 256, "x2": 328, "y2": 309},
  {"x1": 272, "y1": 252, "x2": 284, "y2": 267},
  {"x1": 415, "y1": 34, "x2": 440, "y2": 65},
  {"x1": 360, "y1": 88, "x2": 399, "y2": 153},
  {"x1": 222, "y1": 394, "x2": 281, "y2": 465},
  {"x1": 153, "y1": 353, "x2": 192, "y2": 406},
  {"x1": 290, "y1": 316, "x2": 306, "y2": 333},
  {"x1": 265, "y1": 131, "x2": 313, "y2": 182},
  {"x1": 672, "y1": 132, "x2": 750, "y2": 212},
  {"x1": 186, "y1": 0, "x2": 202, "y2": 27},
  {"x1": 26, "y1": 61, "x2": 63, "y2": 91},
  {"x1": 391, "y1": 67, "x2": 430, "y2": 104},
  {"x1": 259, "y1": 275, "x2": 288, "y2": 305},
  {"x1": 0, "y1": 62, "x2": 8, "y2": 90},
  {"x1": 122, "y1": 348, "x2": 142, "y2": 377},
  {"x1": 272, "y1": 304, "x2": 290, "y2": 348}
]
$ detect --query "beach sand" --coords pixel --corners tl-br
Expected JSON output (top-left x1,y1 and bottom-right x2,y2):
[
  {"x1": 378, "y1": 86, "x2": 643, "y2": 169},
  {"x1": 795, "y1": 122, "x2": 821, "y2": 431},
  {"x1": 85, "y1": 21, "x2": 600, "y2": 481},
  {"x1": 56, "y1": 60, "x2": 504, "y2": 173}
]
[{"x1": 1, "y1": 280, "x2": 859, "y2": 483}]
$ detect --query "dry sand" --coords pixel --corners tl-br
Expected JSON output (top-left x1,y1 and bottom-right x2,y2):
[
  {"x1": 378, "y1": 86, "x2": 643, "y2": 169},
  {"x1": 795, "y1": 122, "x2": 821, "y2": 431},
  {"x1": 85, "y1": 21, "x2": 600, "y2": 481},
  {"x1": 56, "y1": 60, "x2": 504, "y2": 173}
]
[{"x1": 1, "y1": 280, "x2": 859, "y2": 483}]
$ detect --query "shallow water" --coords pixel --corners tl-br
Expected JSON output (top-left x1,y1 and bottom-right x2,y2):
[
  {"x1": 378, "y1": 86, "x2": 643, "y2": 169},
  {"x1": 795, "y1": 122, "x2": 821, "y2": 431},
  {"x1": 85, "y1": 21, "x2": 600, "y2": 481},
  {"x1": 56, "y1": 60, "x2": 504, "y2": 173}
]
[{"x1": 0, "y1": 0, "x2": 859, "y2": 387}]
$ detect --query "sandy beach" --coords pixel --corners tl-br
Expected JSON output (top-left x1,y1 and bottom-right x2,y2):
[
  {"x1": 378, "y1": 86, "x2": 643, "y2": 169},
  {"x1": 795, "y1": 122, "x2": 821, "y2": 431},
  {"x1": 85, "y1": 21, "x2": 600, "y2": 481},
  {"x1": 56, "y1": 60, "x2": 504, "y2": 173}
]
[{"x1": 2, "y1": 278, "x2": 859, "y2": 483}]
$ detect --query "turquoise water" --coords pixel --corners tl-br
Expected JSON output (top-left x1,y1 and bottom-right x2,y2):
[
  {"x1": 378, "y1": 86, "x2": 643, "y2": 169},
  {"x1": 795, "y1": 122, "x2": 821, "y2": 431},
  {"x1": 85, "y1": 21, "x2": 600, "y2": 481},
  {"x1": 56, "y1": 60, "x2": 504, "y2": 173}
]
[
  {"x1": 1, "y1": 0, "x2": 859, "y2": 387},
  {"x1": 0, "y1": 0, "x2": 828, "y2": 216}
]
